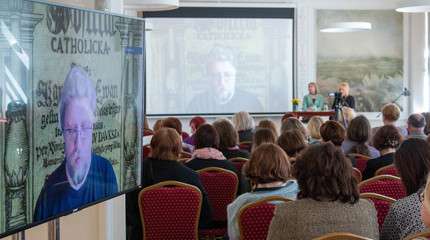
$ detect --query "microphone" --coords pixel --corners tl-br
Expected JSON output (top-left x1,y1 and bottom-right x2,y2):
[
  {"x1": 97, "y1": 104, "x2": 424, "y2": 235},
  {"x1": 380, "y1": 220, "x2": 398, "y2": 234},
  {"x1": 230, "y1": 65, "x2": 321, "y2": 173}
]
[{"x1": 403, "y1": 87, "x2": 411, "y2": 97}]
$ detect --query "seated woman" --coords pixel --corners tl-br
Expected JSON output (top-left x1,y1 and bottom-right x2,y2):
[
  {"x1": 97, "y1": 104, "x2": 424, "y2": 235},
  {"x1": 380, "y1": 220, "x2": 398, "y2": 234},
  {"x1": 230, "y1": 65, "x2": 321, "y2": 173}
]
[
  {"x1": 420, "y1": 175, "x2": 430, "y2": 229},
  {"x1": 277, "y1": 129, "x2": 308, "y2": 163},
  {"x1": 381, "y1": 139, "x2": 430, "y2": 239},
  {"x1": 306, "y1": 116, "x2": 324, "y2": 144},
  {"x1": 332, "y1": 82, "x2": 355, "y2": 110},
  {"x1": 362, "y1": 125, "x2": 403, "y2": 180},
  {"x1": 212, "y1": 118, "x2": 250, "y2": 160},
  {"x1": 125, "y1": 128, "x2": 212, "y2": 240},
  {"x1": 267, "y1": 143, "x2": 379, "y2": 240},
  {"x1": 227, "y1": 143, "x2": 299, "y2": 240},
  {"x1": 232, "y1": 111, "x2": 256, "y2": 143},
  {"x1": 163, "y1": 117, "x2": 194, "y2": 153},
  {"x1": 320, "y1": 120, "x2": 356, "y2": 167},
  {"x1": 302, "y1": 82, "x2": 324, "y2": 111},
  {"x1": 342, "y1": 115, "x2": 380, "y2": 158},
  {"x1": 183, "y1": 116, "x2": 206, "y2": 146},
  {"x1": 280, "y1": 117, "x2": 309, "y2": 141},
  {"x1": 257, "y1": 119, "x2": 279, "y2": 137},
  {"x1": 370, "y1": 104, "x2": 408, "y2": 146},
  {"x1": 184, "y1": 124, "x2": 237, "y2": 174}
]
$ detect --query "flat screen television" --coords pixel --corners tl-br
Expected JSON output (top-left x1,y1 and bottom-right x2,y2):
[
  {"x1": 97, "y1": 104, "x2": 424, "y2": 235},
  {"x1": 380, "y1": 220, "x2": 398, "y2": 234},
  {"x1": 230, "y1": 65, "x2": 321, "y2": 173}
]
[
  {"x1": 144, "y1": 7, "x2": 295, "y2": 116},
  {"x1": 0, "y1": 0, "x2": 144, "y2": 237}
]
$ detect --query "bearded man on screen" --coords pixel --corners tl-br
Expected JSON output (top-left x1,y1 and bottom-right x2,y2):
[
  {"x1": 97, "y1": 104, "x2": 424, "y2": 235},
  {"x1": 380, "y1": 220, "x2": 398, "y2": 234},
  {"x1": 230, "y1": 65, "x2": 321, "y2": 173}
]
[{"x1": 34, "y1": 66, "x2": 118, "y2": 221}]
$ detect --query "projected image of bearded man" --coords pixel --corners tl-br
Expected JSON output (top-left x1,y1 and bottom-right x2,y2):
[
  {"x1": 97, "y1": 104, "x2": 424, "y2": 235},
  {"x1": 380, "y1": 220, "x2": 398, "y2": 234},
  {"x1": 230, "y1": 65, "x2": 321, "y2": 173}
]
[
  {"x1": 186, "y1": 45, "x2": 264, "y2": 114},
  {"x1": 34, "y1": 66, "x2": 118, "y2": 221}
]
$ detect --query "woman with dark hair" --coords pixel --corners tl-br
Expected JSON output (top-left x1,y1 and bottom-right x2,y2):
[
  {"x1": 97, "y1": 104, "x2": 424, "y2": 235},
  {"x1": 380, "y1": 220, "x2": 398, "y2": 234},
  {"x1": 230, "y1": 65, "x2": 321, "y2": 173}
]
[
  {"x1": 212, "y1": 118, "x2": 250, "y2": 159},
  {"x1": 252, "y1": 128, "x2": 277, "y2": 151},
  {"x1": 362, "y1": 125, "x2": 403, "y2": 180},
  {"x1": 226, "y1": 143, "x2": 299, "y2": 240},
  {"x1": 184, "y1": 124, "x2": 237, "y2": 174},
  {"x1": 267, "y1": 143, "x2": 378, "y2": 240},
  {"x1": 184, "y1": 116, "x2": 206, "y2": 146},
  {"x1": 280, "y1": 117, "x2": 308, "y2": 141},
  {"x1": 342, "y1": 115, "x2": 380, "y2": 158},
  {"x1": 125, "y1": 128, "x2": 212, "y2": 240},
  {"x1": 381, "y1": 139, "x2": 430, "y2": 239},
  {"x1": 277, "y1": 129, "x2": 307, "y2": 163}
]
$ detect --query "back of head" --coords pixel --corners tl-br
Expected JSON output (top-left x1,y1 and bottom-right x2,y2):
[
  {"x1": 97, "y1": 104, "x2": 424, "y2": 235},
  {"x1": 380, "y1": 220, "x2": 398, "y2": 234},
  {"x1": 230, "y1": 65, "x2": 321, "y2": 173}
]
[
  {"x1": 307, "y1": 116, "x2": 324, "y2": 140},
  {"x1": 194, "y1": 124, "x2": 220, "y2": 149},
  {"x1": 245, "y1": 143, "x2": 291, "y2": 184},
  {"x1": 281, "y1": 112, "x2": 298, "y2": 122},
  {"x1": 382, "y1": 103, "x2": 401, "y2": 122},
  {"x1": 293, "y1": 142, "x2": 359, "y2": 203},
  {"x1": 340, "y1": 107, "x2": 356, "y2": 125},
  {"x1": 232, "y1": 111, "x2": 255, "y2": 131},
  {"x1": 277, "y1": 129, "x2": 307, "y2": 158},
  {"x1": 149, "y1": 127, "x2": 182, "y2": 160},
  {"x1": 190, "y1": 116, "x2": 207, "y2": 129},
  {"x1": 395, "y1": 138, "x2": 430, "y2": 195},
  {"x1": 423, "y1": 112, "x2": 430, "y2": 134},
  {"x1": 153, "y1": 119, "x2": 165, "y2": 132},
  {"x1": 258, "y1": 120, "x2": 278, "y2": 136},
  {"x1": 58, "y1": 66, "x2": 96, "y2": 131},
  {"x1": 280, "y1": 117, "x2": 308, "y2": 138},
  {"x1": 163, "y1": 117, "x2": 183, "y2": 134},
  {"x1": 372, "y1": 125, "x2": 403, "y2": 151},
  {"x1": 347, "y1": 115, "x2": 371, "y2": 143},
  {"x1": 408, "y1": 113, "x2": 426, "y2": 129},
  {"x1": 320, "y1": 120, "x2": 345, "y2": 146},
  {"x1": 252, "y1": 128, "x2": 277, "y2": 150},
  {"x1": 212, "y1": 118, "x2": 238, "y2": 149}
]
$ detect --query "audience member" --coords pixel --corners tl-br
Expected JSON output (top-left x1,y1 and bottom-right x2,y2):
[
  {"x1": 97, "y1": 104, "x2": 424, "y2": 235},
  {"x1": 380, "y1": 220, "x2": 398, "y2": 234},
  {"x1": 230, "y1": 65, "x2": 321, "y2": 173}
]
[
  {"x1": 152, "y1": 119, "x2": 164, "y2": 132},
  {"x1": 142, "y1": 115, "x2": 154, "y2": 145},
  {"x1": 342, "y1": 115, "x2": 380, "y2": 158},
  {"x1": 405, "y1": 113, "x2": 427, "y2": 140},
  {"x1": 184, "y1": 124, "x2": 237, "y2": 174},
  {"x1": 320, "y1": 120, "x2": 356, "y2": 167},
  {"x1": 362, "y1": 125, "x2": 403, "y2": 180},
  {"x1": 332, "y1": 82, "x2": 355, "y2": 110},
  {"x1": 420, "y1": 175, "x2": 430, "y2": 229},
  {"x1": 257, "y1": 119, "x2": 279, "y2": 136},
  {"x1": 422, "y1": 112, "x2": 430, "y2": 135},
  {"x1": 125, "y1": 128, "x2": 212, "y2": 239},
  {"x1": 212, "y1": 118, "x2": 250, "y2": 159},
  {"x1": 339, "y1": 106, "x2": 356, "y2": 127},
  {"x1": 183, "y1": 116, "x2": 206, "y2": 146},
  {"x1": 163, "y1": 117, "x2": 194, "y2": 153},
  {"x1": 306, "y1": 116, "x2": 324, "y2": 144},
  {"x1": 381, "y1": 139, "x2": 430, "y2": 239},
  {"x1": 370, "y1": 104, "x2": 408, "y2": 146},
  {"x1": 281, "y1": 112, "x2": 298, "y2": 122},
  {"x1": 227, "y1": 143, "x2": 299, "y2": 240},
  {"x1": 252, "y1": 128, "x2": 277, "y2": 151},
  {"x1": 277, "y1": 130, "x2": 308, "y2": 163},
  {"x1": 280, "y1": 117, "x2": 308, "y2": 141},
  {"x1": 232, "y1": 111, "x2": 256, "y2": 143},
  {"x1": 302, "y1": 82, "x2": 324, "y2": 111},
  {"x1": 267, "y1": 143, "x2": 378, "y2": 240}
]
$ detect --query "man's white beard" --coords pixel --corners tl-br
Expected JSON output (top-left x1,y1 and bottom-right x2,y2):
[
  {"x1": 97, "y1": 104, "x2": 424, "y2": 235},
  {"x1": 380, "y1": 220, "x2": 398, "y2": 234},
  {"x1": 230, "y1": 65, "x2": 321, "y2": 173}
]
[
  {"x1": 213, "y1": 88, "x2": 235, "y2": 104},
  {"x1": 67, "y1": 151, "x2": 90, "y2": 186}
]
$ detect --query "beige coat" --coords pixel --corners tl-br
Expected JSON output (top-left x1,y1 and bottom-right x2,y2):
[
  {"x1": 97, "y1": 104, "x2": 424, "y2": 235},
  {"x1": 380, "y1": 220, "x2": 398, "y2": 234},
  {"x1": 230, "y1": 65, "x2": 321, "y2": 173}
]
[{"x1": 267, "y1": 198, "x2": 379, "y2": 240}]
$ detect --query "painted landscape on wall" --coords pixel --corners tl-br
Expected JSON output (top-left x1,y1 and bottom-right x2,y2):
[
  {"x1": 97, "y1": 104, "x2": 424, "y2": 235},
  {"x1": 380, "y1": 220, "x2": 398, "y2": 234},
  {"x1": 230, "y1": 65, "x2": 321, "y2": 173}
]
[{"x1": 316, "y1": 10, "x2": 404, "y2": 112}]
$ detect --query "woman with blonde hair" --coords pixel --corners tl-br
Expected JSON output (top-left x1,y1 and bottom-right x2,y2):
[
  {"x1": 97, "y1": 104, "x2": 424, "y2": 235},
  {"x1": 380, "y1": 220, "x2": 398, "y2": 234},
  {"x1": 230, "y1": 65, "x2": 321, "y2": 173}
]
[
  {"x1": 332, "y1": 82, "x2": 355, "y2": 110},
  {"x1": 302, "y1": 82, "x2": 324, "y2": 111},
  {"x1": 307, "y1": 116, "x2": 324, "y2": 144}
]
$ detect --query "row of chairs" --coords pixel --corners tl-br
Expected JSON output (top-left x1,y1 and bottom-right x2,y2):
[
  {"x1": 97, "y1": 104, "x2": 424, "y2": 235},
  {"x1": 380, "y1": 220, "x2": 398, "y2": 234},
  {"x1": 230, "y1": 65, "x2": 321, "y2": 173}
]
[{"x1": 350, "y1": 153, "x2": 399, "y2": 178}]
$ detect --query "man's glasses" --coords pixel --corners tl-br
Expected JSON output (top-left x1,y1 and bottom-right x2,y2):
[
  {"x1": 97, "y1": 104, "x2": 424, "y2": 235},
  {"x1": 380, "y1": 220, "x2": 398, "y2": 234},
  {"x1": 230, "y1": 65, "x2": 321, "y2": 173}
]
[{"x1": 63, "y1": 128, "x2": 93, "y2": 141}]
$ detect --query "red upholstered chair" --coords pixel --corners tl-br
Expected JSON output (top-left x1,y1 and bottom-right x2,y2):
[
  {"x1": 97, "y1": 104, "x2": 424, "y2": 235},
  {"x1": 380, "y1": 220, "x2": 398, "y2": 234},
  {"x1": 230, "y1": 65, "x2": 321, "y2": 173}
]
[
  {"x1": 138, "y1": 181, "x2": 202, "y2": 240},
  {"x1": 143, "y1": 129, "x2": 154, "y2": 136},
  {"x1": 374, "y1": 164, "x2": 399, "y2": 177},
  {"x1": 228, "y1": 157, "x2": 248, "y2": 180},
  {"x1": 404, "y1": 229, "x2": 430, "y2": 240},
  {"x1": 238, "y1": 196, "x2": 293, "y2": 240},
  {"x1": 239, "y1": 141, "x2": 252, "y2": 151},
  {"x1": 197, "y1": 167, "x2": 239, "y2": 239},
  {"x1": 360, "y1": 193, "x2": 396, "y2": 232},
  {"x1": 349, "y1": 154, "x2": 371, "y2": 173},
  {"x1": 353, "y1": 168, "x2": 362, "y2": 182},
  {"x1": 142, "y1": 144, "x2": 151, "y2": 161},
  {"x1": 358, "y1": 175, "x2": 406, "y2": 200},
  {"x1": 312, "y1": 232, "x2": 373, "y2": 240}
]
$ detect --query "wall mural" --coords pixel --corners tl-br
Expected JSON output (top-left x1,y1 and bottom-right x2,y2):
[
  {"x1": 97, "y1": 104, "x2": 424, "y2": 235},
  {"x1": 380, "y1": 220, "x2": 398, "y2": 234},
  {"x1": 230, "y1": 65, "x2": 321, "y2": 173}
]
[{"x1": 316, "y1": 10, "x2": 404, "y2": 112}]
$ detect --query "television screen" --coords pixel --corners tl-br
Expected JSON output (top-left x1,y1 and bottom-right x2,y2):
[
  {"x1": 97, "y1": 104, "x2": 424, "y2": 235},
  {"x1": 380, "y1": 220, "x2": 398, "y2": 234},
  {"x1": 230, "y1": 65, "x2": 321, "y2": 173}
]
[
  {"x1": 0, "y1": 0, "x2": 144, "y2": 237},
  {"x1": 145, "y1": 7, "x2": 295, "y2": 116}
]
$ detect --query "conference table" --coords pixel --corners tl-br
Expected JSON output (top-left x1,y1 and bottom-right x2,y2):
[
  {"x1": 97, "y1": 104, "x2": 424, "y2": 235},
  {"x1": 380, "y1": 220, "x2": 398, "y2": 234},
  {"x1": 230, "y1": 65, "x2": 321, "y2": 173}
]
[{"x1": 287, "y1": 110, "x2": 335, "y2": 122}]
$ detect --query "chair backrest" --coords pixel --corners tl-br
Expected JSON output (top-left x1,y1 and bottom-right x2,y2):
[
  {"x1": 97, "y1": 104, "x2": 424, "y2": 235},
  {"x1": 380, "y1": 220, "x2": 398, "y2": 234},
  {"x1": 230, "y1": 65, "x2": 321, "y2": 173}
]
[
  {"x1": 228, "y1": 157, "x2": 248, "y2": 180},
  {"x1": 360, "y1": 193, "x2": 396, "y2": 232},
  {"x1": 239, "y1": 141, "x2": 252, "y2": 150},
  {"x1": 138, "y1": 181, "x2": 202, "y2": 240},
  {"x1": 353, "y1": 168, "x2": 362, "y2": 182},
  {"x1": 374, "y1": 164, "x2": 399, "y2": 177},
  {"x1": 355, "y1": 158, "x2": 369, "y2": 173},
  {"x1": 143, "y1": 129, "x2": 154, "y2": 136},
  {"x1": 142, "y1": 144, "x2": 151, "y2": 161},
  {"x1": 178, "y1": 158, "x2": 190, "y2": 164},
  {"x1": 238, "y1": 196, "x2": 293, "y2": 240},
  {"x1": 404, "y1": 229, "x2": 430, "y2": 240},
  {"x1": 197, "y1": 167, "x2": 239, "y2": 222},
  {"x1": 358, "y1": 175, "x2": 406, "y2": 200},
  {"x1": 180, "y1": 151, "x2": 192, "y2": 158},
  {"x1": 312, "y1": 232, "x2": 373, "y2": 240},
  {"x1": 349, "y1": 153, "x2": 372, "y2": 159}
]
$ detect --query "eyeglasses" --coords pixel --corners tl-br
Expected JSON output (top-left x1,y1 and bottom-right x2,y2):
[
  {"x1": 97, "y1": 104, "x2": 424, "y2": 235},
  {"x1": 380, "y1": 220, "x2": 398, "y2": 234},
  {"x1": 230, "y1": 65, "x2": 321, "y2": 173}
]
[
  {"x1": 420, "y1": 192, "x2": 425, "y2": 202},
  {"x1": 63, "y1": 128, "x2": 93, "y2": 141}
]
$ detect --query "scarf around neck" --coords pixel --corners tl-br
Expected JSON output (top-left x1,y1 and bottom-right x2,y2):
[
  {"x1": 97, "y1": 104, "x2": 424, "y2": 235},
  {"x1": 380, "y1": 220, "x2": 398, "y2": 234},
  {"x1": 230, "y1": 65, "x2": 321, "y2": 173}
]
[{"x1": 190, "y1": 147, "x2": 226, "y2": 160}]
